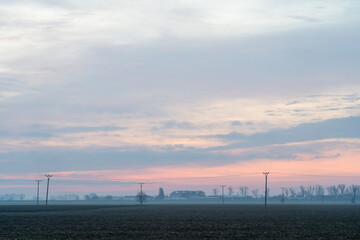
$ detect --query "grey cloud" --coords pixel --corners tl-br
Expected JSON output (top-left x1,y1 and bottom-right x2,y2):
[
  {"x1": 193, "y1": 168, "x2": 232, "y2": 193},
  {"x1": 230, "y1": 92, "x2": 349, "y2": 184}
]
[
  {"x1": 1, "y1": 24, "x2": 359, "y2": 128},
  {"x1": 289, "y1": 15, "x2": 320, "y2": 22},
  {"x1": 231, "y1": 121, "x2": 242, "y2": 126},
  {"x1": 163, "y1": 120, "x2": 194, "y2": 129},
  {"x1": 0, "y1": 78, "x2": 24, "y2": 89},
  {"x1": 0, "y1": 77, "x2": 37, "y2": 97},
  {"x1": 0, "y1": 124, "x2": 126, "y2": 138},
  {"x1": 1, "y1": 136, "x2": 354, "y2": 174},
  {"x1": 313, "y1": 153, "x2": 341, "y2": 159},
  {"x1": 152, "y1": 120, "x2": 195, "y2": 131},
  {"x1": 344, "y1": 105, "x2": 360, "y2": 110},
  {"x1": 0, "y1": 148, "x2": 230, "y2": 173},
  {"x1": 0, "y1": 178, "x2": 136, "y2": 186},
  {"x1": 0, "y1": 144, "x2": 303, "y2": 174},
  {"x1": 285, "y1": 101, "x2": 299, "y2": 105},
  {"x1": 206, "y1": 116, "x2": 360, "y2": 150},
  {"x1": 341, "y1": 94, "x2": 360, "y2": 102},
  {"x1": 0, "y1": 0, "x2": 75, "y2": 9},
  {"x1": 67, "y1": 25, "x2": 360, "y2": 99}
]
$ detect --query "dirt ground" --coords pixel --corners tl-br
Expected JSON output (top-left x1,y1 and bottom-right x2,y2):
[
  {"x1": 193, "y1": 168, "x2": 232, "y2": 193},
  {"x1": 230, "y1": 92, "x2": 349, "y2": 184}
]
[{"x1": 0, "y1": 204, "x2": 359, "y2": 239}]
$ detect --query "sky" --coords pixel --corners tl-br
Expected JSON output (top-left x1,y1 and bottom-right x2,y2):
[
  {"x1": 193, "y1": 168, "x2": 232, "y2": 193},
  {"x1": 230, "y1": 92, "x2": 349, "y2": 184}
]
[{"x1": 1, "y1": 0, "x2": 360, "y2": 198}]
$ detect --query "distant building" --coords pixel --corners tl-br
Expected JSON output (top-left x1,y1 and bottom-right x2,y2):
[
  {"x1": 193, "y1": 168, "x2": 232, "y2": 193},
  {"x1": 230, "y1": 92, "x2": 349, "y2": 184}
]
[{"x1": 169, "y1": 190, "x2": 206, "y2": 199}]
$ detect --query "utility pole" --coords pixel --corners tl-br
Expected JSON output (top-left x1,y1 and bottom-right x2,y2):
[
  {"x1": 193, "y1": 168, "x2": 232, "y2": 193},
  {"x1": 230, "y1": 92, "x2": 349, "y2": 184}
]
[
  {"x1": 263, "y1": 172, "x2": 269, "y2": 207},
  {"x1": 220, "y1": 185, "x2": 226, "y2": 205},
  {"x1": 280, "y1": 187, "x2": 285, "y2": 205},
  {"x1": 35, "y1": 180, "x2": 42, "y2": 205},
  {"x1": 138, "y1": 182, "x2": 145, "y2": 205},
  {"x1": 45, "y1": 174, "x2": 53, "y2": 206}
]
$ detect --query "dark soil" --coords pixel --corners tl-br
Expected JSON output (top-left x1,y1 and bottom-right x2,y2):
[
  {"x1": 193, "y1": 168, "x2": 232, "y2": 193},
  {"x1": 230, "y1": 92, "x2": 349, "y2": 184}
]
[{"x1": 0, "y1": 204, "x2": 359, "y2": 239}]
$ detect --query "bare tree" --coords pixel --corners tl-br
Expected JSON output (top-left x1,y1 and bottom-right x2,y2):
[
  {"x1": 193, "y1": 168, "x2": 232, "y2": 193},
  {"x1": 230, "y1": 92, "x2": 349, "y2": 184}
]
[
  {"x1": 280, "y1": 187, "x2": 285, "y2": 204},
  {"x1": 332, "y1": 185, "x2": 339, "y2": 196},
  {"x1": 213, "y1": 188, "x2": 218, "y2": 196},
  {"x1": 251, "y1": 189, "x2": 259, "y2": 198},
  {"x1": 299, "y1": 185, "x2": 306, "y2": 199},
  {"x1": 239, "y1": 186, "x2": 248, "y2": 196},
  {"x1": 289, "y1": 188, "x2": 296, "y2": 199},
  {"x1": 338, "y1": 184, "x2": 346, "y2": 196},
  {"x1": 349, "y1": 185, "x2": 359, "y2": 204},
  {"x1": 284, "y1": 188, "x2": 289, "y2": 198},
  {"x1": 307, "y1": 185, "x2": 314, "y2": 199},
  {"x1": 326, "y1": 186, "x2": 333, "y2": 195},
  {"x1": 228, "y1": 186, "x2": 233, "y2": 196},
  {"x1": 239, "y1": 186, "x2": 244, "y2": 195},
  {"x1": 243, "y1": 187, "x2": 248, "y2": 196},
  {"x1": 345, "y1": 186, "x2": 352, "y2": 195},
  {"x1": 314, "y1": 185, "x2": 324, "y2": 196},
  {"x1": 136, "y1": 191, "x2": 148, "y2": 204},
  {"x1": 327, "y1": 185, "x2": 338, "y2": 197},
  {"x1": 137, "y1": 183, "x2": 146, "y2": 205}
]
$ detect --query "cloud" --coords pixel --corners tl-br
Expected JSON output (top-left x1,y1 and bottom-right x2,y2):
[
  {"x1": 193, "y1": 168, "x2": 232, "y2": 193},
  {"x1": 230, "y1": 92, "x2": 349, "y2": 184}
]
[
  {"x1": 2, "y1": 136, "x2": 358, "y2": 175},
  {"x1": 151, "y1": 120, "x2": 195, "y2": 131},
  {"x1": 231, "y1": 121, "x2": 242, "y2": 126},
  {"x1": 0, "y1": 178, "x2": 136, "y2": 186},
  {"x1": 1, "y1": 0, "x2": 359, "y2": 85},
  {"x1": 0, "y1": 124, "x2": 126, "y2": 138},
  {"x1": 289, "y1": 16, "x2": 320, "y2": 23},
  {"x1": 206, "y1": 116, "x2": 360, "y2": 149},
  {"x1": 0, "y1": 0, "x2": 360, "y2": 195},
  {"x1": 3, "y1": 137, "x2": 328, "y2": 174},
  {"x1": 0, "y1": 148, "x2": 229, "y2": 173},
  {"x1": 162, "y1": 120, "x2": 194, "y2": 129}
]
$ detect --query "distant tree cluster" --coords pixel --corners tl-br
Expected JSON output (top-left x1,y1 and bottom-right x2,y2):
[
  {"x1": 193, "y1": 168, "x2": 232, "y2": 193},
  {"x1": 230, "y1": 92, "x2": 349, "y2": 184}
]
[
  {"x1": 278, "y1": 184, "x2": 359, "y2": 203},
  {"x1": 204, "y1": 183, "x2": 359, "y2": 204},
  {"x1": 211, "y1": 186, "x2": 253, "y2": 197},
  {"x1": 2, "y1": 183, "x2": 358, "y2": 204},
  {"x1": 0, "y1": 194, "x2": 25, "y2": 201},
  {"x1": 51, "y1": 194, "x2": 80, "y2": 201},
  {"x1": 238, "y1": 186, "x2": 249, "y2": 196},
  {"x1": 84, "y1": 193, "x2": 113, "y2": 201},
  {"x1": 170, "y1": 190, "x2": 206, "y2": 199}
]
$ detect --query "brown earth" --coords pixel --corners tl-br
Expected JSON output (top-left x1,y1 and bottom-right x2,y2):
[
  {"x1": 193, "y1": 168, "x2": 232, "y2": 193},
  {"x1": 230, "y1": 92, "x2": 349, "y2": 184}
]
[{"x1": 0, "y1": 204, "x2": 359, "y2": 239}]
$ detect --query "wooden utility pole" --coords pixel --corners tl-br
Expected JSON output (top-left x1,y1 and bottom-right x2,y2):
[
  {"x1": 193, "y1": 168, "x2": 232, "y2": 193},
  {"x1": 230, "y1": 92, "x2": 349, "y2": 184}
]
[
  {"x1": 138, "y1": 183, "x2": 145, "y2": 205},
  {"x1": 263, "y1": 172, "x2": 269, "y2": 207},
  {"x1": 45, "y1": 174, "x2": 53, "y2": 206},
  {"x1": 220, "y1": 185, "x2": 226, "y2": 205},
  {"x1": 35, "y1": 180, "x2": 42, "y2": 205}
]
